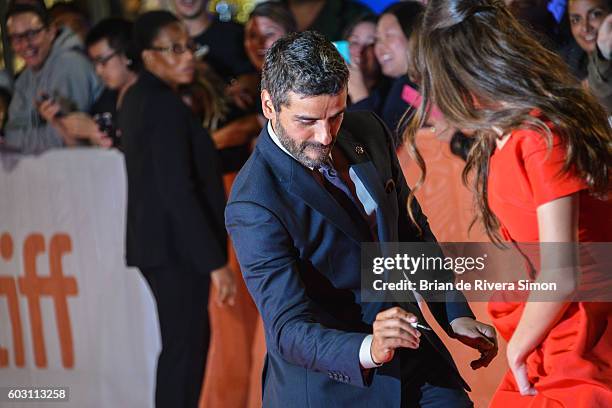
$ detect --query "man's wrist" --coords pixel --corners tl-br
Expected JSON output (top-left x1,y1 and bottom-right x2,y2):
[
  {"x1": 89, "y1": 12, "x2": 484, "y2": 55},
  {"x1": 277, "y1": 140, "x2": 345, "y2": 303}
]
[{"x1": 359, "y1": 334, "x2": 382, "y2": 369}]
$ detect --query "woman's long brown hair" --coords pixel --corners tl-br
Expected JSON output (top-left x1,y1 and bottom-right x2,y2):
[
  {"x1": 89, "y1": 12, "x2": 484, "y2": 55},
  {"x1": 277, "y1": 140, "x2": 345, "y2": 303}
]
[{"x1": 404, "y1": 0, "x2": 612, "y2": 243}]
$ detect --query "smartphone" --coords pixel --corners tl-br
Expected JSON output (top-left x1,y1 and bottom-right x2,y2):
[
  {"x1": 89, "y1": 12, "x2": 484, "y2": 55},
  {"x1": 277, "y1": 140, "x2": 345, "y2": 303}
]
[
  {"x1": 93, "y1": 112, "x2": 114, "y2": 134},
  {"x1": 36, "y1": 92, "x2": 52, "y2": 105},
  {"x1": 36, "y1": 91, "x2": 66, "y2": 118},
  {"x1": 332, "y1": 41, "x2": 351, "y2": 65}
]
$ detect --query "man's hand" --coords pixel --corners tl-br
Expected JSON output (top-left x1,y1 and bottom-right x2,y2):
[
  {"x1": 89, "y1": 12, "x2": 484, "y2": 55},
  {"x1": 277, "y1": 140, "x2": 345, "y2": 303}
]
[
  {"x1": 450, "y1": 317, "x2": 498, "y2": 369},
  {"x1": 36, "y1": 99, "x2": 81, "y2": 146},
  {"x1": 597, "y1": 13, "x2": 612, "y2": 60},
  {"x1": 371, "y1": 307, "x2": 421, "y2": 365},
  {"x1": 37, "y1": 98, "x2": 62, "y2": 124},
  {"x1": 210, "y1": 265, "x2": 237, "y2": 307}
]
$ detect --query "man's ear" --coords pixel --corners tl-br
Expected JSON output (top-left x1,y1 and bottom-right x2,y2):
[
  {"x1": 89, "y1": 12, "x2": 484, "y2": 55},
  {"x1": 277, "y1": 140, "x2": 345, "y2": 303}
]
[{"x1": 261, "y1": 89, "x2": 276, "y2": 121}]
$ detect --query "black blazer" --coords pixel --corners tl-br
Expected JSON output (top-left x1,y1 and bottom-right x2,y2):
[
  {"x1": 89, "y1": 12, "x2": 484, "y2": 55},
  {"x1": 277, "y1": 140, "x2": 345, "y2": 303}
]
[
  {"x1": 118, "y1": 70, "x2": 227, "y2": 273},
  {"x1": 226, "y1": 112, "x2": 474, "y2": 406}
]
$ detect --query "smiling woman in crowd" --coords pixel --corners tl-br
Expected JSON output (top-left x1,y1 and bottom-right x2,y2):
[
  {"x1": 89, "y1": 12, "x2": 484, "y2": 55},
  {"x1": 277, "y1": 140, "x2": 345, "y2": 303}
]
[
  {"x1": 345, "y1": 13, "x2": 392, "y2": 113},
  {"x1": 561, "y1": 0, "x2": 611, "y2": 79},
  {"x1": 374, "y1": 1, "x2": 424, "y2": 145},
  {"x1": 210, "y1": 0, "x2": 296, "y2": 155}
]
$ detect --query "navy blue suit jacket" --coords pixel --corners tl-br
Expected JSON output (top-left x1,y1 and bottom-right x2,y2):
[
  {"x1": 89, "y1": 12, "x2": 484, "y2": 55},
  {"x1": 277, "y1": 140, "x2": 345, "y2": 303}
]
[{"x1": 225, "y1": 111, "x2": 474, "y2": 407}]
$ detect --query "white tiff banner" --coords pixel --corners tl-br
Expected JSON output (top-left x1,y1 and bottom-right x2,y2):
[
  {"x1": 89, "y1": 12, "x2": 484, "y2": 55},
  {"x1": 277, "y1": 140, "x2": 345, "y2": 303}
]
[{"x1": 0, "y1": 149, "x2": 159, "y2": 407}]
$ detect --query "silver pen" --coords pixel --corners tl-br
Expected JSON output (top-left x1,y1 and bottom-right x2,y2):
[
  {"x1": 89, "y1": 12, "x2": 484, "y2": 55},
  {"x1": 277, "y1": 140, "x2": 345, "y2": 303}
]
[{"x1": 410, "y1": 322, "x2": 432, "y2": 331}]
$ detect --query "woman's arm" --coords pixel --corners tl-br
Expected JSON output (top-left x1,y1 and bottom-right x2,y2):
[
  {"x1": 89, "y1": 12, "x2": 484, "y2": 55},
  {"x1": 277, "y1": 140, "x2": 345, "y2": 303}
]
[
  {"x1": 211, "y1": 114, "x2": 261, "y2": 149},
  {"x1": 507, "y1": 192, "x2": 580, "y2": 395},
  {"x1": 348, "y1": 62, "x2": 370, "y2": 104}
]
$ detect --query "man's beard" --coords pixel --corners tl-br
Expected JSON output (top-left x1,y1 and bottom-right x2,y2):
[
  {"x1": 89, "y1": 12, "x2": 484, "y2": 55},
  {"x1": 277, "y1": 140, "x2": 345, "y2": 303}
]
[{"x1": 274, "y1": 116, "x2": 333, "y2": 169}]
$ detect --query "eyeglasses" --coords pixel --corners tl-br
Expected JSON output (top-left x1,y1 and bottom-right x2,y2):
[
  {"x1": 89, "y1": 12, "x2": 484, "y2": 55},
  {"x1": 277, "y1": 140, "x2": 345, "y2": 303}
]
[
  {"x1": 148, "y1": 43, "x2": 199, "y2": 55},
  {"x1": 91, "y1": 51, "x2": 119, "y2": 67},
  {"x1": 8, "y1": 26, "x2": 46, "y2": 45}
]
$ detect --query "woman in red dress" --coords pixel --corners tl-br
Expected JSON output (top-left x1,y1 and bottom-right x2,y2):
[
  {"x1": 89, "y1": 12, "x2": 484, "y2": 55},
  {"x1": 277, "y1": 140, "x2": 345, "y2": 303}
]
[{"x1": 405, "y1": 0, "x2": 612, "y2": 406}]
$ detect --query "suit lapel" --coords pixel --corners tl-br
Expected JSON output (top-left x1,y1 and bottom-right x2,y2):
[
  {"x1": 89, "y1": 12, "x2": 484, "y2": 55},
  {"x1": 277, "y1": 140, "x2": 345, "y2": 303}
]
[
  {"x1": 336, "y1": 133, "x2": 399, "y2": 243},
  {"x1": 257, "y1": 127, "x2": 369, "y2": 244},
  {"x1": 287, "y1": 163, "x2": 369, "y2": 243},
  {"x1": 257, "y1": 123, "x2": 400, "y2": 244}
]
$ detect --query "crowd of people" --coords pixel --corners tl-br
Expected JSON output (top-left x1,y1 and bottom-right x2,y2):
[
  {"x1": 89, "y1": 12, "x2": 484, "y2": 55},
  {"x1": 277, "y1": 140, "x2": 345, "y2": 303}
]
[
  {"x1": 1, "y1": 0, "x2": 610, "y2": 407},
  {"x1": 2, "y1": 0, "x2": 612, "y2": 151}
]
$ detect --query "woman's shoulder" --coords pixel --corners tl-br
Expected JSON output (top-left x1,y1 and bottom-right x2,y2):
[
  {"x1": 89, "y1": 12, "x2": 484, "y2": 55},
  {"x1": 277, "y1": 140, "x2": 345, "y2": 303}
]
[
  {"x1": 120, "y1": 79, "x2": 189, "y2": 132},
  {"x1": 510, "y1": 114, "x2": 565, "y2": 157},
  {"x1": 509, "y1": 117, "x2": 587, "y2": 206},
  {"x1": 131, "y1": 76, "x2": 185, "y2": 112}
]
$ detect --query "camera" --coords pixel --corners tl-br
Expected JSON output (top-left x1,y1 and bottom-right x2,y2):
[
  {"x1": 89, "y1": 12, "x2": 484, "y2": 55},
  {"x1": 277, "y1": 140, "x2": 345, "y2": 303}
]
[{"x1": 93, "y1": 112, "x2": 114, "y2": 134}]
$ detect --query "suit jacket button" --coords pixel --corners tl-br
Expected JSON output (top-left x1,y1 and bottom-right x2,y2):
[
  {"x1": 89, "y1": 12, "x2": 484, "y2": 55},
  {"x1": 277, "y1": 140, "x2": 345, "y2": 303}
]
[{"x1": 355, "y1": 145, "x2": 365, "y2": 155}]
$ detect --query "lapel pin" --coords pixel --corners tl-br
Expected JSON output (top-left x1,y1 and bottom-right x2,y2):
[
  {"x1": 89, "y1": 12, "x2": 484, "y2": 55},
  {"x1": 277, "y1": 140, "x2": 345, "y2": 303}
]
[
  {"x1": 355, "y1": 145, "x2": 364, "y2": 155},
  {"x1": 385, "y1": 179, "x2": 395, "y2": 194}
]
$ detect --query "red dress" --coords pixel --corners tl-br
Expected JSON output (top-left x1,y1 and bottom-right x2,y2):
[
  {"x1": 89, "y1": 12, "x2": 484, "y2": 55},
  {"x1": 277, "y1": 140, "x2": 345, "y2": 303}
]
[{"x1": 486, "y1": 123, "x2": 612, "y2": 407}]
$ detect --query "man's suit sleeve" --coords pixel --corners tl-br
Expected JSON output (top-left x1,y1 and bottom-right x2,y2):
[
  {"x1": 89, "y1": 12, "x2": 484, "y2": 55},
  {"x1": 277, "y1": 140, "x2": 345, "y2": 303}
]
[
  {"x1": 226, "y1": 200, "x2": 371, "y2": 388},
  {"x1": 149, "y1": 95, "x2": 226, "y2": 274},
  {"x1": 372, "y1": 113, "x2": 475, "y2": 333}
]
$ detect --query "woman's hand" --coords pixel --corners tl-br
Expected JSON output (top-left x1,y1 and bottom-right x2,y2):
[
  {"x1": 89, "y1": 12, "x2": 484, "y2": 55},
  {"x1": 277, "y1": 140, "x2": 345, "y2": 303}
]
[
  {"x1": 226, "y1": 79, "x2": 254, "y2": 110},
  {"x1": 503, "y1": 194, "x2": 579, "y2": 397},
  {"x1": 212, "y1": 114, "x2": 260, "y2": 149},
  {"x1": 506, "y1": 337, "x2": 537, "y2": 396},
  {"x1": 210, "y1": 265, "x2": 237, "y2": 307},
  {"x1": 597, "y1": 13, "x2": 612, "y2": 60},
  {"x1": 348, "y1": 61, "x2": 369, "y2": 104},
  {"x1": 226, "y1": 74, "x2": 259, "y2": 110}
]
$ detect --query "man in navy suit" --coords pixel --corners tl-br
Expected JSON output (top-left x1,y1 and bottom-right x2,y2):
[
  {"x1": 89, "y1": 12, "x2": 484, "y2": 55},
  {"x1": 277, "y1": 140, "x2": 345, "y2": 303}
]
[{"x1": 225, "y1": 31, "x2": 498, "y2": 407}]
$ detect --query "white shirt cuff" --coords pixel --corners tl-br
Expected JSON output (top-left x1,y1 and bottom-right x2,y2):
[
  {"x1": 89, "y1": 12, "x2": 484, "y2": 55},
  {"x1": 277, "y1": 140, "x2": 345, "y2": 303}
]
[{"x1": 359, "y1": 334, "x2": 382, "y2": 369}]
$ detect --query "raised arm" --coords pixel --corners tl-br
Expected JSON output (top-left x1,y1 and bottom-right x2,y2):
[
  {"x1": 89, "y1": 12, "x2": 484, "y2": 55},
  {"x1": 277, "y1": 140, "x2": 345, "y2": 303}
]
[{"x1": 226, "y1": 200, "x2": 371, "y2": 387}]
